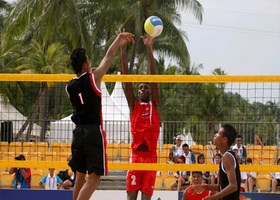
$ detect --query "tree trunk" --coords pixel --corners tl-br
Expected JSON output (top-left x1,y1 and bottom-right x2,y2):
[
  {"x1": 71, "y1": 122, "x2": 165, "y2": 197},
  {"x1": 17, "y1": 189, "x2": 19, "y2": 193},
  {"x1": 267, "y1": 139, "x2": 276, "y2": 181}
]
[
  {"x1": 53, "y1": 83, "x2": 60, "y2": 120},
  {"x1": 39, "y1": 82, "x2": 49, "y2": 142},
  {"x1": 14, "y1": 91, "x2": 41, "y2": 141},
  {"x1": 129, "y1": 36, "x2": 140, "y2": 73}
]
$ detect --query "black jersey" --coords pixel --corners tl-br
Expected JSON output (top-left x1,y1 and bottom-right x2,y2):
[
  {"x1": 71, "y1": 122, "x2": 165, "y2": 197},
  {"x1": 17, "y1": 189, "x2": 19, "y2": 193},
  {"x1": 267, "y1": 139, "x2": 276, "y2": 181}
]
[
  {"x1": 219, "y1": 150, "x2": 241, "y2": 200},
  {"x1": 66, "y1": 72, "x2": 102, "y2": 125}
]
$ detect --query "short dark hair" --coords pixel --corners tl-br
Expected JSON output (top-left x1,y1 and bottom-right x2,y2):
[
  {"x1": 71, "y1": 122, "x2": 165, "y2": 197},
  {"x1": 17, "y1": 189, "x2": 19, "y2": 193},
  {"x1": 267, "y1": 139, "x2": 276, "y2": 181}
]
[
  {"x1": 215, "y1": 153, "x2": 222, "y2": 159},
  {"x1": 221, "y1": 124, "x2": 237, "y2": 146},
  {"x1": 70, "y1": 48, "x2": 87, "y2": 74},
  {"x1": 15, "y1": 154, "x2": 26, "y2": 161},
  {"x1": 236, "y1": 135, "x2": 242, "y2": 139},
  {"x1": 139, "y1": 82, "x2": 150, "y2": 86},
  {"x1": 246, "y1": 158, "x2": 253, "y2": 164},
  {"x1": 182, "y1": 143, "x2": 189, "y2": 148},
  {"x1": 197, "y1": 153, "x2": 205, "y2": 163},
  {"x1": 192, "y1": 171, "x2": 202, "y2": 176}
]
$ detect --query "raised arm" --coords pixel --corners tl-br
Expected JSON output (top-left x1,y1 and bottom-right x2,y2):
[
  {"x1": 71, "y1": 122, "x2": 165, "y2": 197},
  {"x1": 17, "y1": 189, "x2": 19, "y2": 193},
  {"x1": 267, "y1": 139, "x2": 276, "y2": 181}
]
[
  {"x1": 94, "y1": 32, "x2": 134, "y2": 89},
  {"x1": 142, "y1": 35, "x2": 160, "y2": 114},
  {"x1": 120, "y1": 43, "x2": 136, "y2": 113}
]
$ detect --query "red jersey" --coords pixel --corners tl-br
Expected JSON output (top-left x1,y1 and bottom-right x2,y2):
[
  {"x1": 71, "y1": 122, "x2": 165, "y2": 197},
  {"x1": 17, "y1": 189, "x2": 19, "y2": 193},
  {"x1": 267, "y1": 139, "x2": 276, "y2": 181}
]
[
  {"x1": 185, "y1": 186, "x2": 212, "y2": 200},
  {"x1": 130, "y1": 100, "x2": 160, "y2": 154}
]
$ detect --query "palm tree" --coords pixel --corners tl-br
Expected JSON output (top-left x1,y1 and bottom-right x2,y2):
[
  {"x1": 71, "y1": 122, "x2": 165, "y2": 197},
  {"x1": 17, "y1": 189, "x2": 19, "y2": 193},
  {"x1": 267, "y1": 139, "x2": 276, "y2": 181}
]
[
  {"x1": 266, "y1": 101, "x2": 280, "y2": 122},
  {"x1": 110, "y1": 0, "x2": 203, "y2": 74},
  {"x1": 2, "y1": 0, "x2": 204, "y2": 76},
  {"x1": 1, "y1": 0, "x2": 93, "y2": 54},
  {"x1": 1, "y1": 0, "x2": 204, "y2": 142},
  {"x1": 1, "y1": 0, "x2": 91, "y2": 141},
  {"x1": 11, "y1": 40, "x2": 69, "y2": 141},
  {"x1": 200, "y1": 83, "x2": 225, "y2": 121},
  {"x1": 0, "y1": 0, "x2": 7, "y2": 30}
]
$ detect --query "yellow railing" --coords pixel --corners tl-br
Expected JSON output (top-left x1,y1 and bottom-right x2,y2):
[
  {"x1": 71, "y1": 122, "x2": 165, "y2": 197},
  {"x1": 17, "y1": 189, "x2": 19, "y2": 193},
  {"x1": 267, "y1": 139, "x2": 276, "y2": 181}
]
[
  {"x1": 0, "y1": 160, "x2": 279, "y2": 172},
  {"x1": 1, "y1": 74, "x2": 280, "y2": 83}
]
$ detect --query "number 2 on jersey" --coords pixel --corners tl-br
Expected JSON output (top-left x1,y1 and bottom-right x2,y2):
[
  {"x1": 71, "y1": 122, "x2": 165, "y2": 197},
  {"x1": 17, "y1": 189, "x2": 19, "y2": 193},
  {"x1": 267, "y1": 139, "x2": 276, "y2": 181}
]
[{"x1": 131, "y1": 175, "x2": 136, "y2": 185}]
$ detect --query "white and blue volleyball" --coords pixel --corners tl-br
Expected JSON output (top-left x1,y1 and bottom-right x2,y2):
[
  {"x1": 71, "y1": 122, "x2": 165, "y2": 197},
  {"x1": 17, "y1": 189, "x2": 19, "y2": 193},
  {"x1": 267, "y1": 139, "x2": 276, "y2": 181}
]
[{"x1": 144, "y1": 16, "x2": 163, "y2": 37}]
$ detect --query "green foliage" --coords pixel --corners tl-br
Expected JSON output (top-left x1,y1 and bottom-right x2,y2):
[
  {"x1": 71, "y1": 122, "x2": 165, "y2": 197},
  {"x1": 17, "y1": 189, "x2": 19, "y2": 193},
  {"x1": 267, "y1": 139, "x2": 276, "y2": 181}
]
[{"x1": 0, "y1": 1, "x2": 279, "y2": 145}]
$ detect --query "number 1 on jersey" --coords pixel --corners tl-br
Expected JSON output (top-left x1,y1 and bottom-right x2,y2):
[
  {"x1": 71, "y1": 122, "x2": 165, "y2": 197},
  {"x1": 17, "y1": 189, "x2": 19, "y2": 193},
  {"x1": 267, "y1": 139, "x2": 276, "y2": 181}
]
[{"x1": 78, "y1": 93, "x2": 84, "y2": 105}]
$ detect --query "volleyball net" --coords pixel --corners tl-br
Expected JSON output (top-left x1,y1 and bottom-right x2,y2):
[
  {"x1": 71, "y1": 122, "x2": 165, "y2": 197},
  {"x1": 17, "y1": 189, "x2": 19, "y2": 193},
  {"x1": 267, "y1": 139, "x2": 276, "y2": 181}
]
[{"x1": 0, "y1": 74, "x2": 280, "y2": 174}]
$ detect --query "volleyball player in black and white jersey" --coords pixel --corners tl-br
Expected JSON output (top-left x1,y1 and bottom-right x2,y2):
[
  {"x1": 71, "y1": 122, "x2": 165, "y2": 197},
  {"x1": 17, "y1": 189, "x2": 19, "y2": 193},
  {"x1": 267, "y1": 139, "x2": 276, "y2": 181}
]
[
  {"x1": 189, "y1": 124, "x2": 241, "y2": 200},
  {"x1": 66, "y1": 32, "x2": 134, "y2": 200}
]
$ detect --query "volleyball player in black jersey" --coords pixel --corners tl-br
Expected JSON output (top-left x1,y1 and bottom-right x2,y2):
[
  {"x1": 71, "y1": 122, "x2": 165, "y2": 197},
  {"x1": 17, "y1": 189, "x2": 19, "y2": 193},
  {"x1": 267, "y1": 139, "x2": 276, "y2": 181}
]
[
  {"x1": 66, "y1": 32, "x2": 134, "y2": 200},
  {"x1": 189, "y1": 124, "x2": 241, "y2": 200}
]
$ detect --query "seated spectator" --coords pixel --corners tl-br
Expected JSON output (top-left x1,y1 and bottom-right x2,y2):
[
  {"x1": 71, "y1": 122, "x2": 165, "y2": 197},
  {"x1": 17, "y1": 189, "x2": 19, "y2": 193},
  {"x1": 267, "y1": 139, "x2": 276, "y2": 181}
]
[
  {"x1": 210, "y1": 153, "x2": 222, "y2": 185},
  {"x1": 197, "y1": 153, "x2": 210, "y2": 184},
  {"x1": 57, "y1": 169, "x2": 71, "y2": 182},
  {"x1": 39, "y1": 168, "x2": 63, "y2": 190},
  {"x1": 232, "y1": 135, "x2": 247, "y2": 164},
  {"x1": 169, "y1": 135, "x2": 183, "y2": 163},
  {"x1": 181, "y1": 171, "x2": 213, "y2": 200},
  {"x1": 236, "y1": 154, "x2": 247, "y2": 192},
  {"x1": 183, "y1": 143, "x2": 196, "y2": 164},
  {"x1": 271, "y1": 158, "x2": 280, "y2": 193},
  {"x1": 244, "y1": 158, "x2": 257, "y2": 192},
  {"x1": 170, "y1": 155, "x2": 190, "y2": 191},
  {"x1": 61, "y1": 155, "x2": 79, "y2": 189},
  {"x1": 9, "y1": 154, "x2": 31, "y2": 189},
  {"x1": 61, "y1": 171, "x2": 76, "y2": 189}
]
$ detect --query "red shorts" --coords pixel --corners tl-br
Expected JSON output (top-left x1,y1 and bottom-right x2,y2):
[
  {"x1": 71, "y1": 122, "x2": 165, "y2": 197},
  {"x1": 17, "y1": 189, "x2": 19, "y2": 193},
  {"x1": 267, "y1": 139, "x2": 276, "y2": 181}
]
[{"x1": 126, "y1": 151, "x2": 157, "y2": 196}]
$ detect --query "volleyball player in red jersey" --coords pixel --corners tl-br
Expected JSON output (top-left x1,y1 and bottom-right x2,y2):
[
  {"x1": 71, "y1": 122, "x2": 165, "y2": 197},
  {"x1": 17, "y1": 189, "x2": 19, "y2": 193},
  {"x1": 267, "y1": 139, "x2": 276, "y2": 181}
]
[
  {"x1": 182, "y1": 171, "x2": 212, "y2": 200},
  {"x1": 120, "y1": 34, "x2": 160, "y2": 200},
  {"x1": 66, "y1": 32, "x2": 134, "y2": 200}
]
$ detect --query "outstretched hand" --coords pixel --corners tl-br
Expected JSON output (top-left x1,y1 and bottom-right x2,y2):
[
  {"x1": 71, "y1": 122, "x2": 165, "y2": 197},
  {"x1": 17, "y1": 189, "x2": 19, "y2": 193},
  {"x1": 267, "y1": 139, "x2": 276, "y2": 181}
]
[
  {"x1": 141, "y1": 34, "x2": 155, "y2": 48},
  {"x1": 115, "y1": 28, "x2": 134, "y2": 48}
]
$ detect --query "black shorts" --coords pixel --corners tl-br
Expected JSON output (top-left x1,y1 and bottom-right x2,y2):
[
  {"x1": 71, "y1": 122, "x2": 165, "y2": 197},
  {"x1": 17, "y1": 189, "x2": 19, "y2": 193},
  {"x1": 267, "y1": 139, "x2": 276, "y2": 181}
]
[{"x1": 68, "y1": 124, "x2": 107, "y2": 175}]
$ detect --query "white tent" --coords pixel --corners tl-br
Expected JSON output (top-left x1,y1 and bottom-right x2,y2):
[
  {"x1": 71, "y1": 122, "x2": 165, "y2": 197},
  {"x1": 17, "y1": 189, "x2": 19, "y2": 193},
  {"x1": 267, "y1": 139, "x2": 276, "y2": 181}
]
[
  {"x1": 110, "y1": 81, "x2": 130, "y2": 117},
  {"x1": 181, "y1": 128, "x2": 196, "y2": 146},
  {"x1": 49, "y1": 115, "x2": 74, "y2": 143},
  {"x1": 110, "y1": 72, "x2": 130, "y2": 117},
  {"x1": 101, "y1": 81, "x2": 130, "y2": 143},
  {"x1": 0, "y1": 96, "x2": 42, "y2": 139},
  {"x1": 49, "y1": 82, "x2": 131, "y2": 144},
  {"x1": 101, "y1": 81, "x2": 129, "y2": 121}
]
